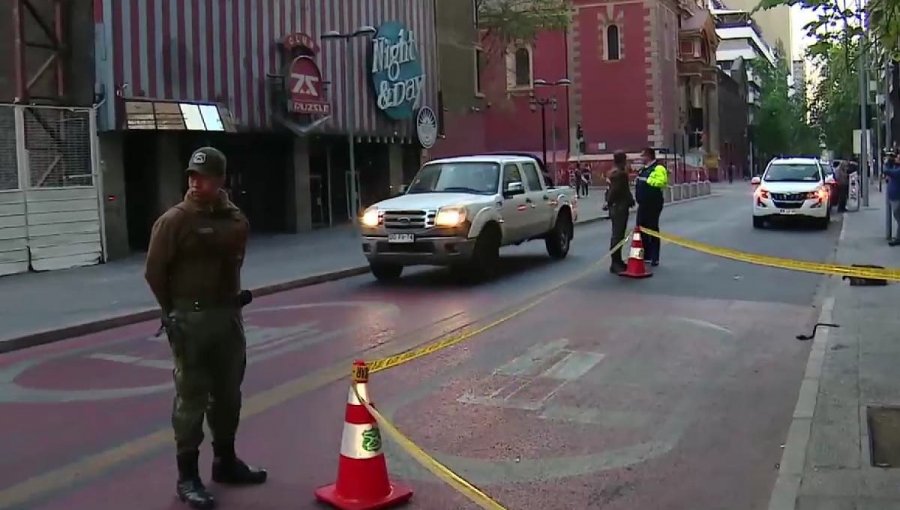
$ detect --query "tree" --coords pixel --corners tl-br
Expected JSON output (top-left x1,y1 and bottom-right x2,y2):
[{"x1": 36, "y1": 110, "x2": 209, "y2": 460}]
[
  {"x1": 476, "y1": 0, "x2": 572, "y2": 47},
  {"x1": 809, "y1": 40, "x2": 862, "y2": 157},
  {"x1": 756, "y1": 0, "x2": 900, "y2": 61},
  {"x1": 474, "y1": 0, "x2": 573, "y2": 103},
  {"x1": 751, "y1": 47, "x2": 820, "y2": 162}
]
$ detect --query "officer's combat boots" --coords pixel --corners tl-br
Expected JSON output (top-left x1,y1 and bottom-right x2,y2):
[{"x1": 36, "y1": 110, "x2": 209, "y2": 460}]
[
  {"x1": 211, "y1": 442, "x2": 268, "y2": 485},
  {"x1": 176, "y1": 452, "x2": 216, "y2": 509}
]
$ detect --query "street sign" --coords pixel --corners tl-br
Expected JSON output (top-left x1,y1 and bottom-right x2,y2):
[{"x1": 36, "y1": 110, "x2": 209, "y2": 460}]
[{"x1": 286, "y1": 55, "x2": 331, "y2": 115}]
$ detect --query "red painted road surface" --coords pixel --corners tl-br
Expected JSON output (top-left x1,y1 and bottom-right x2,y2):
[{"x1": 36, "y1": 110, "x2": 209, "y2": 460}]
[{"x1": 0, "y1": 273, "x2": 813, "y2": 510}]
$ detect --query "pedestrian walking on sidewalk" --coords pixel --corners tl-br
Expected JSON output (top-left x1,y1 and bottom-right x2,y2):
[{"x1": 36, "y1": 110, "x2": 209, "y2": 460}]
[
  {"x1": 580, "y1": 165, "x2": 590, "y2": 197},
  {"x1": 606, "y1": 151, "x2": 636, "y2": 273},
  {"x1": 635, "y1": 147, "x2": 668, "y2": 266},
  {"x1": 145, "y1": 147, "x2": 267, "y2": 509},
  {"x1": 835, "y1": 161, "x2": 850, "y2": 212},
  {"x1": 883, "y1": 151, "x2": 900, "y2": 246}
]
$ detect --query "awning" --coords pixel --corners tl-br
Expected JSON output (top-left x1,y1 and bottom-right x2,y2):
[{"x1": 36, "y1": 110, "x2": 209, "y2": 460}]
[{"x1": 123, "y1": 99, "x2": 237, "y2": 132}]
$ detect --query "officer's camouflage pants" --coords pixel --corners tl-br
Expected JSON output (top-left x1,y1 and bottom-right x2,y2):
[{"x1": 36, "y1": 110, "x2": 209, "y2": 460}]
[{"x1": 165, "y1": 307, "x2": 247, "y2": 455}]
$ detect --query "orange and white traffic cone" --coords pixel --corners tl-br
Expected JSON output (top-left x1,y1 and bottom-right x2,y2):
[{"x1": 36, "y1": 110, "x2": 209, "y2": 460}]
[
  {"x1": 619, "y1": 227, "x2": 653, "y2": 279},
  {"x1": 314, "y1": 361, "x2": 414, "y2": 510}
]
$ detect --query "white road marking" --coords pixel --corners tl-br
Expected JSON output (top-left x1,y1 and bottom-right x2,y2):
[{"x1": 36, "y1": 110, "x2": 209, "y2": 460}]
[{"x1": 458, "y1": 339, "x2": 606, "y2": 413}]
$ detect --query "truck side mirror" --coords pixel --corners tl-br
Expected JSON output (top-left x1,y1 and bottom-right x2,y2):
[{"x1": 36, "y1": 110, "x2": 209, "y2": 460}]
[
  {"x1": 504, "y1": 182, "x2": 525, "y2": 197},
  {"x1": 750, "y1": 176, "x2": 761, "y2": 185},
  {"x1": 399, "y1": 184, "x2": 409, "y2": 194}
]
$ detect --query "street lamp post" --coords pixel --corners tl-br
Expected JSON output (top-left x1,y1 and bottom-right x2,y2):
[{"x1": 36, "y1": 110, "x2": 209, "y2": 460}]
[
  {"x1": 531, "y1": 78, "x2": 571, "y2": 173},
  {"x1": 529, "y1": 95, "x2": 551, "y2": 166},
  {"x1": 321, "y1": 26, "x2": 377, "y2": 223}
]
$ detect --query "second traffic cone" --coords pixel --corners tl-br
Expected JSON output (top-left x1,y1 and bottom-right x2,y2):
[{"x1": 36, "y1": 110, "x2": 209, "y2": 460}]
[
  {"x1": 619, "y1": 227, "x2": 653, "y2": 279},
  {"x1": 314, "y1": 360, "x2": 414, "y2": 510}
]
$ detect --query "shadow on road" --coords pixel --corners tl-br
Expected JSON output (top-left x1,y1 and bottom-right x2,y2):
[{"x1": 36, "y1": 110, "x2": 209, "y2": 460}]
[{"x1": 360, "y1": 255, "x2": 557, "y2": 290}]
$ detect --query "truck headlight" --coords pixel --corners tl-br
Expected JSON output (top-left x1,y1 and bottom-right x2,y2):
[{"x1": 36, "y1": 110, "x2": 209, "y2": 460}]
[
  {"x1": 361, "y1": 208, "x2": 381, "y2": 227},
  {"x1": 435, "y1": 207, "x2": 467, "y2": 227}
]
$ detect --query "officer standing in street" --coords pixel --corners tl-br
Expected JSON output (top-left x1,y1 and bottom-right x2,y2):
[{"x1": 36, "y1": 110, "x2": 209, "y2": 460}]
[
  {"x1": 635, "y1": 147, "x2": 668, "y2": 266},
  {"x1": 606, "y1": 150, "x2": 635, "y2": 273},
  {"x1": 145, "y1": 147, "x2": 267, "y2": 509}
]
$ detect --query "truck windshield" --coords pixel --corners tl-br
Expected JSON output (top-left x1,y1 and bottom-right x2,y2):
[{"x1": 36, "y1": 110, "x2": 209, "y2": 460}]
[
  {"x1": 407, "y1": 162, "x2": 500, "y2": 195},
  {"x1": 764, "y1": 164, "x2": 821, "y2": 182}
]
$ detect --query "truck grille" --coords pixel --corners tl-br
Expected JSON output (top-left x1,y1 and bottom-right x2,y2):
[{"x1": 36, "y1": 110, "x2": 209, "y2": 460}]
[
  {"x1": 771, "y1": 192, "x2": 806, "y2": 201},
  {"x1": 383, "y1": 210, "x2": 436, "y2": 229}
]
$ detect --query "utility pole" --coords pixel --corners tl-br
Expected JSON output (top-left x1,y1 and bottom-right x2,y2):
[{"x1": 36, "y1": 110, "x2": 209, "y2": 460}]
[
  {"x1": 859, "y1": 44, "x2": 870, "y2": 206},
  {"x1": 857, "y1": 0, "x2": 870, "y2": 206}
]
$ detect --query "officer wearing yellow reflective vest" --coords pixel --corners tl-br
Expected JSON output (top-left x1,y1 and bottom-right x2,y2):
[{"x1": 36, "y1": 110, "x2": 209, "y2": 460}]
[{"x1": 634, "y1": 147, "x2": 668, "y2": 266}]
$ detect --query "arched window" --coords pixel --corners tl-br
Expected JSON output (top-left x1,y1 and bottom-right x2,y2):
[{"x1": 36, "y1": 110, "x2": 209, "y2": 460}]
[
  {"x1": 606, "y1": 25, "x2": 621, "y2": 60},
  {"x1": 514, "y1": 47, "x2": 532, "y2": 87}
]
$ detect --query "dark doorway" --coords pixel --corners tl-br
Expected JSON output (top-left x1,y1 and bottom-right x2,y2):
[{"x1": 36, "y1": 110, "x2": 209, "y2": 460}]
[
  {"x1": 309, "y1": 135, "x2": 331, "y2": 227},
  {"x1": 123, "y1": 132, "x2": 159, "y2": 251}
]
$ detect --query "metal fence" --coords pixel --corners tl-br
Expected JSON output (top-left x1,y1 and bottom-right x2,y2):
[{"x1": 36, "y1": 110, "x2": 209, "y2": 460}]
[
  {"x1": 23, "y1": 107, "x2": 94, "y2": 188},
  {"x1": 0, "y1": 104, "x2": 105, "y2": 276},
  {"x1": 0, "y1": 108, "x2": 17, "y2": 191}
]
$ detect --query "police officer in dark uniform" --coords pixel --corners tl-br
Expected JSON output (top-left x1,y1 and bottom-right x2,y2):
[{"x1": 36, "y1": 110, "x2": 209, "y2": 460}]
[
  {"x1": 145, "y1": 147, "x2": 267, "y2": 509},
  {"x1": 634, "y1": 147, "x2": 668, "y2": 266},
  {"x1": 606, "y1": 150, "x2": 635, "y2": 273}
]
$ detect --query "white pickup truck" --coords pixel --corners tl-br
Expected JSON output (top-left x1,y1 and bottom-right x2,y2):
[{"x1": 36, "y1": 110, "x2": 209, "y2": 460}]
[{"x1": 358, "y1": 153, "x2": 578, "y2": 281}]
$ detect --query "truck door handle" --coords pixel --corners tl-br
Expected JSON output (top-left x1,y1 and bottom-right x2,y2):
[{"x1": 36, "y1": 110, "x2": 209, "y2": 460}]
[
  {"x1": 542, "y1": 195, "x2": 549, "y2": 200},
  {"x1": 525, "y1": 198, "x2": 533, "y2": 203}
]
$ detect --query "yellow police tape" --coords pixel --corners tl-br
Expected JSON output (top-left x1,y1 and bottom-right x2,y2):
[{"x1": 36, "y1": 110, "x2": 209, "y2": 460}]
[
  {"x1": 368, "y1": 235, "x2": 630, "y2": 374},
  {"x1": 640, "y1": 227, "x2": 900, "y2": 281},
  {"x1": 356, "y1": 235, "x2": 629, "y2": 509},
  {"x1": 355, "y1": 224, "x2": 900, "y2": 509},
  {"x1": 353, "y1": 384, "x2": 507, "y2": 510}
]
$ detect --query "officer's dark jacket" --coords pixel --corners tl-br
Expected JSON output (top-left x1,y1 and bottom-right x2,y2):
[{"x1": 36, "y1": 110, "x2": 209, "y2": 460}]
[
  {"x1": 606, "y1": 167, "x2": 634, "y2": 209},
  {"x1": 145, "y1": 189, "x2": 249, "y2": 312},
  {"x1": 635, "y1": 160, "x2": 668, "y2": 205}
]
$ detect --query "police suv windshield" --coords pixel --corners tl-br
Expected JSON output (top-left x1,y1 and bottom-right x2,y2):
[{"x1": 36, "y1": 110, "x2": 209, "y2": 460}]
[
  {"x1": 764, "y1": 163, "x2": 822, "y2": 182},
  {"x1": 406, "y1": 162, "x2": 500, "y2": 195}
]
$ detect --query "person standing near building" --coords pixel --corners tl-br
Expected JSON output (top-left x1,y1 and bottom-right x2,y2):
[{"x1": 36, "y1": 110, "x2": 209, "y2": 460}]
[
  {"x1": 883, "y1": 151, "x2": 900, "y2": 246},
  {"x1": 145, "y1": 147, "x2": 267, "y2": 509},
  {"x1": 635, "y1": 147, "x2": 668, "y2": 266},
  {"x1": 835, "y1": 161, "x2": 850, "y2": 212},
  {"x1": 606, "y1": 151, "x2": 635, "y2": 273},
  {"x1": 580, "y1": 164, "x2": 590, "y2": 197}
]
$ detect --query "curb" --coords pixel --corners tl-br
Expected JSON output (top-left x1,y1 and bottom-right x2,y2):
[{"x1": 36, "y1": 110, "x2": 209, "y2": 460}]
[
  {"x1": 0, "y1": 266, "x2": 371, "y2": 355},
  {"x1": 0, "y1": 190, "x2": 719, "y2": 354},
  {"x1": 766, "y1": 214, "x2": 848, "y2": 510}
]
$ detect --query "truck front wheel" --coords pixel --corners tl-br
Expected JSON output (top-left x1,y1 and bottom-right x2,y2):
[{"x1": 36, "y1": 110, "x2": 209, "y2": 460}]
[
  {"x1": 546, "y1": 211, "x2": 573, "y2": 259},
  {"x1": 370, "y1": 262, "x2": 403, "y2": 282}
]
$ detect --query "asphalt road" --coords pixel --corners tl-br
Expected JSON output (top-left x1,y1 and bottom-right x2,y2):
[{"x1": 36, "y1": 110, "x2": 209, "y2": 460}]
[{"x1": 0, "y1": 184, "x2": 843, "y2": 510}]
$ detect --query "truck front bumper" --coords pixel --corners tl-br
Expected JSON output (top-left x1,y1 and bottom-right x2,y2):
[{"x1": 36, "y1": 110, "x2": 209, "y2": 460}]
[{"x1": 362, "y1": 235, "x2": 476, "y2": 266}]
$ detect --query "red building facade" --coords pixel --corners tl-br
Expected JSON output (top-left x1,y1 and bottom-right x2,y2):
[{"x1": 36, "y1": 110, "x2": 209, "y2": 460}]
[{"x1": 458, "y1": 0, "x2": 716, "y2": 183}]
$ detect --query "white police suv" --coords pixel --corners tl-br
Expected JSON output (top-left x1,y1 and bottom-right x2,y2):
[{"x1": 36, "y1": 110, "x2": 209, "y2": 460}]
[{"x1": 752, "y1": 157, "x2": 831, "y2": 229}]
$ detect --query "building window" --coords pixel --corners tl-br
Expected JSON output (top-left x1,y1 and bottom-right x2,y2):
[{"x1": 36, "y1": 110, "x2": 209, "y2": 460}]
[
  {"x1": 475, "y1": 47, "x2": 485, "y2": 96},
  {"x1": 506, "y1": 45, "x2": 533, "y2": 90},
  {"x1": 606, "y1": 25, "x2": 621, "y2": 61}
]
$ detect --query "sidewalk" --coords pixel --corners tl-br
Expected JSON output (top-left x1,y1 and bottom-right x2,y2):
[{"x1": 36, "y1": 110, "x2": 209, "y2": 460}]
[
  {"x1": 0, "y1": 192, "x2": 620, "y2": 352},
  {"x1": 770, "y1": 190, "x2": 900, "y2": 509}
]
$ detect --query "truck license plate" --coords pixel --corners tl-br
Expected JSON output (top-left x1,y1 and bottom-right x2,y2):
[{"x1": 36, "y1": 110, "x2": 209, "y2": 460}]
[
  {"x1": 779, "y1": 209, "x2": 796, "y2": 215},
  {"x1": 388, "y1": 233, "x2": 415, "y2": 243}
]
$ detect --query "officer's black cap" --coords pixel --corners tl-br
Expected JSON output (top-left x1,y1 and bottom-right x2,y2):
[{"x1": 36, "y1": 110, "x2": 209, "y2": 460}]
[{"x1": 186, "y1": 147, "x2": 227, "y2": 177}]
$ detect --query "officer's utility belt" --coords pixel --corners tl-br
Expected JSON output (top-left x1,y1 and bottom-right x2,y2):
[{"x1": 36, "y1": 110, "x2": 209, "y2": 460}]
[{"x1": 172, "y1": 290, "x2": 253, "y2": 312}]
